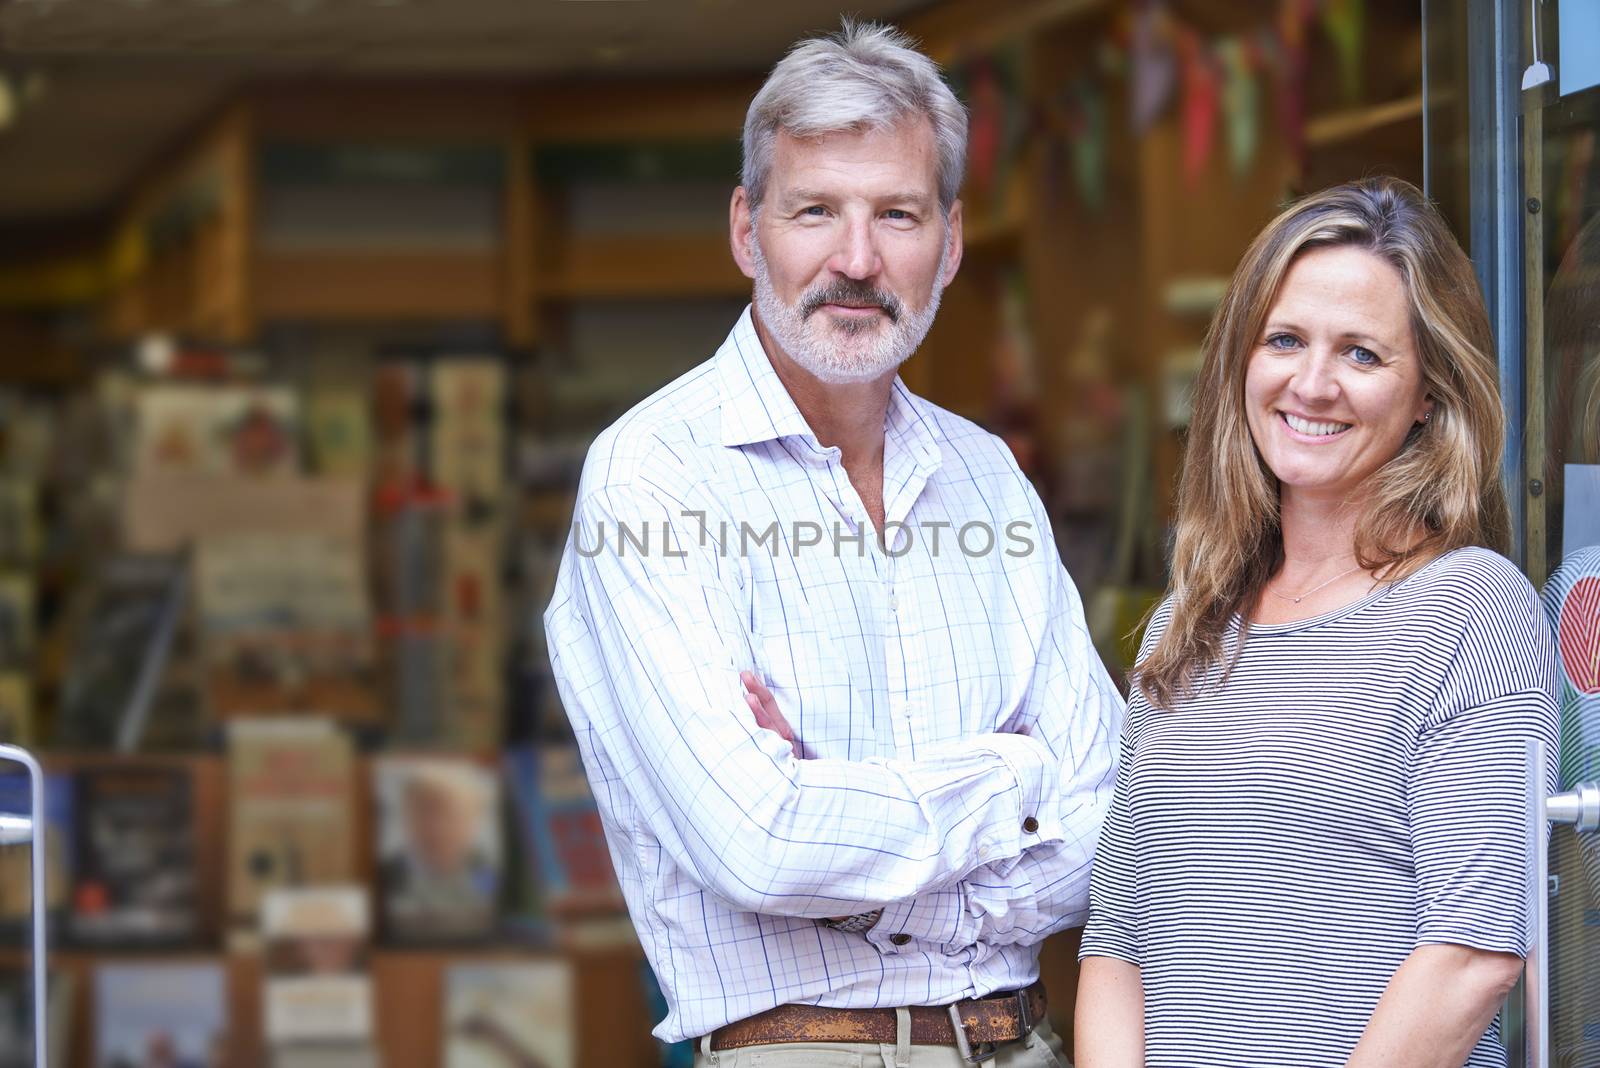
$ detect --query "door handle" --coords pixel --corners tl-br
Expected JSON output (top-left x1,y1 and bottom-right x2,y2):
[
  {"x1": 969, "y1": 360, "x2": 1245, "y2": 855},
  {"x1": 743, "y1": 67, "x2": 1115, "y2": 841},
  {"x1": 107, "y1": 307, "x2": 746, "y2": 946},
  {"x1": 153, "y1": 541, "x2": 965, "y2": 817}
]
[
  {"x1": 1525, "y1": 742, "x2": 1600, "y2": 1068},
  {"x1": 1546, "y1": 782, "x2": 1600, "y2": 831},
  {"x1": 0, "y1": 745, "x2": 47, "y2": 1068}
]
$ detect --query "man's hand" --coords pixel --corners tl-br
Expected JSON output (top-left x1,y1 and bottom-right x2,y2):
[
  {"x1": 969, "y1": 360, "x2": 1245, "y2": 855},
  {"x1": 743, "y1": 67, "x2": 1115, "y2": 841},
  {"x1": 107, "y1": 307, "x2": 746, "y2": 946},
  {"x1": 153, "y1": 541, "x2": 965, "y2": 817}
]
[
  {"x1": 742, "y1": 671, "x2": 863, "y2": 927},
  {"x1": 740, "y1": 671, "x2": 801, "y2": 757}
]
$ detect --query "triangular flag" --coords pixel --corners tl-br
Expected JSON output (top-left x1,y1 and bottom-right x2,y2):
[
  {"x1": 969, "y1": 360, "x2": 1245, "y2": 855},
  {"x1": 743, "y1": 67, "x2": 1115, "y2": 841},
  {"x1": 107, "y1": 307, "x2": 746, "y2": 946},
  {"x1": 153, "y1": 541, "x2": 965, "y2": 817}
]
[
  {"x1": 1070, "y1": 79, "x2": 1109, "y2": 209},
  {"x1": 1217, "y1": 38, "x2": 1260, "y2": 177},
  {"x1": 1131, "y1": 2, "x2": 1177, "y2": 133},
  {"x1": 1320, "y1": 0, "x2": 1366, "y2": 104},
  {"x1": 1180, "y1": 30, "x2": 1221, "y2": 186}
]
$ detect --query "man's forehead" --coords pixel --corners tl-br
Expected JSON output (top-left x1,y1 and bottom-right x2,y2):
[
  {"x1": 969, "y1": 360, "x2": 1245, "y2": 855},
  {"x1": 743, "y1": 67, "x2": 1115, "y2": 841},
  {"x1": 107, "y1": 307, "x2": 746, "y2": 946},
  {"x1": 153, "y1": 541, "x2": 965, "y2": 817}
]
[{"x1": 769, "y1": 118, "x2": 940, "y2": 197}]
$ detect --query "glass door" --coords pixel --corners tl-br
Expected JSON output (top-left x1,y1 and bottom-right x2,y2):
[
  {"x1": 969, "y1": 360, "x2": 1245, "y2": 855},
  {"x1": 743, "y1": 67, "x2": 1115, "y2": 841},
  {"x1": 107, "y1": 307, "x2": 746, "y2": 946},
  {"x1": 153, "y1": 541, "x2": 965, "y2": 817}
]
[
  {"x1": 1522, "y1": 1, "x2": 1600, "y2": 1065},
  {"x1": 1427, "y1": 1, "x2": 1600, "y2": 1064}
]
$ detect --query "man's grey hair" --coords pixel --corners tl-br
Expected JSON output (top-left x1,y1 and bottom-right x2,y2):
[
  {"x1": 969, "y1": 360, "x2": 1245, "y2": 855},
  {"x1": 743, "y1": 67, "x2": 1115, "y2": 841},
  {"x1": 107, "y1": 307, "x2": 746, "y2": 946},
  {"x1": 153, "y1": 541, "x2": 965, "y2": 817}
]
[{"x1": 742, "y1": 20, "x2": 968, "y2": 215}]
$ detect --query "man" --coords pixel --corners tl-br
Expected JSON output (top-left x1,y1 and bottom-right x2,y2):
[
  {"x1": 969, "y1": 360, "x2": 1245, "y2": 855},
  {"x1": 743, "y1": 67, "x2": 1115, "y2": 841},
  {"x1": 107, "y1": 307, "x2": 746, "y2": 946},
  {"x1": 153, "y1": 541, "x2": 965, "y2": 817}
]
[{"x1": 544, "y1": 21, "x2": 1122, "y2": 1067}]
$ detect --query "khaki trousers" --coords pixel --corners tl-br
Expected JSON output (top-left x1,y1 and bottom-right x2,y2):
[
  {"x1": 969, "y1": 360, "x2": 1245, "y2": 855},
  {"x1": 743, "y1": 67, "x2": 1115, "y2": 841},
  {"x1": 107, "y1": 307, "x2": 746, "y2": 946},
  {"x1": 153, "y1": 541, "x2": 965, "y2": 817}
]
[{"x1": 693, "y1": 1013, "x2": 1067, "y2": 1068}]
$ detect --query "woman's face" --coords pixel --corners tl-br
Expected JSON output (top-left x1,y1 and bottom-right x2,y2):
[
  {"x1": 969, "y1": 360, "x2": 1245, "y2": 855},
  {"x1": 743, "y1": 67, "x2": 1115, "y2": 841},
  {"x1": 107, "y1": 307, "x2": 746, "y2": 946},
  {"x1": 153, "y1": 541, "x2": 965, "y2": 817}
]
[{"x1": 1244, "y1": 245, "x2": 1433, "y2": 510}]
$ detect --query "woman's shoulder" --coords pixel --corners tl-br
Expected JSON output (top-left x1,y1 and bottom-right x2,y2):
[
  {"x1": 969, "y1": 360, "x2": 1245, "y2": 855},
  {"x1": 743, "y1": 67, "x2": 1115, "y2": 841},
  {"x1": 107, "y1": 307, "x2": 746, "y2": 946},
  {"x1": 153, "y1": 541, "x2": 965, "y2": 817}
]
[
  {"x1": 1394, "y1": 545, "x2": 1540, "y2": 619},
  {"x1": 1136, "y1": 596, "x2": 1177, "y2": 652},
  {"x1": 1390, "y1": 547, "x2": 1556, "y2": 693}
]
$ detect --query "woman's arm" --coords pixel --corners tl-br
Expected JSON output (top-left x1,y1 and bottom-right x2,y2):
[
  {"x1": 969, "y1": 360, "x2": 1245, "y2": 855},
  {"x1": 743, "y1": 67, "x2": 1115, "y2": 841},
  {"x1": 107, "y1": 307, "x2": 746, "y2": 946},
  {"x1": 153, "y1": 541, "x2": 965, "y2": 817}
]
[
  {"x1": 1345, "y1": 943, "x2": 1523, "y2": 1067},
  {"x1": 1075, "y1": 956, "x2": 1145, "y2": 1068}
]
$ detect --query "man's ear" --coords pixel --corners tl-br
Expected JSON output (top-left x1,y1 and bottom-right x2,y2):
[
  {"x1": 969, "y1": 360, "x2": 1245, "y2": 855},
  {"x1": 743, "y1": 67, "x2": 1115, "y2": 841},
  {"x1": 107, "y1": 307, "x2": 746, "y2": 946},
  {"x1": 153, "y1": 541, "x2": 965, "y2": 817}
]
[
  {"x1": 730, "y1": 186, "x2": 758, "y2": 281},
  {"x1": 940, "y1": 198, "x2": 964, "y2": 288}
]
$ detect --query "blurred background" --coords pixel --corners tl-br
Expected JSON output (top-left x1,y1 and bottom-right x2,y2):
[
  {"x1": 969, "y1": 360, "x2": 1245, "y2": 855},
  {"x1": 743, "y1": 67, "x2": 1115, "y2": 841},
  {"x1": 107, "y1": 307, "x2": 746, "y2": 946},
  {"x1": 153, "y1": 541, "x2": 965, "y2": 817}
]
[{"x1": 0, "y1": 0, "x2": 1592, "y2": 1066}]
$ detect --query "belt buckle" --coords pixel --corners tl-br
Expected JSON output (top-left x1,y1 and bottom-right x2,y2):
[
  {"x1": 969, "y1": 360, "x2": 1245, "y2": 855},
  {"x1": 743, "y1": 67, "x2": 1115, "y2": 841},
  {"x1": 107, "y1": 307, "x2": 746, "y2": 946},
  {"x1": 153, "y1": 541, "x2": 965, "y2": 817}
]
[{"x1": 947, "y1": 991, "x2": 1031, "y2": 1066}]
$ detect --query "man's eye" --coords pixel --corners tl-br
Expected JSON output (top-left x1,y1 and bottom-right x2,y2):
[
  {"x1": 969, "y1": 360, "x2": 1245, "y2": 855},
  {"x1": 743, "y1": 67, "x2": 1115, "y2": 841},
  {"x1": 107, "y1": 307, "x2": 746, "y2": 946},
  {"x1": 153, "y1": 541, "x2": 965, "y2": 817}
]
[
  {"x1": 801, "y1": 206, "x2": 828, "y2": 217},
  {"x1": 885, "y1": 209, "x2": 911, "y2": 221}
]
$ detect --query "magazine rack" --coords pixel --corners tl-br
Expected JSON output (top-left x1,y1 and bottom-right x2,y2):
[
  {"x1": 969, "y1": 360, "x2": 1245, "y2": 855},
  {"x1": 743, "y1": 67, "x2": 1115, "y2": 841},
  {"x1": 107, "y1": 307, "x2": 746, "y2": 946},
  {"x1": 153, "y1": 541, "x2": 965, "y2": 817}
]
[{"x1": 0, "y1": 744, "x2": 47, "y2": 1068}]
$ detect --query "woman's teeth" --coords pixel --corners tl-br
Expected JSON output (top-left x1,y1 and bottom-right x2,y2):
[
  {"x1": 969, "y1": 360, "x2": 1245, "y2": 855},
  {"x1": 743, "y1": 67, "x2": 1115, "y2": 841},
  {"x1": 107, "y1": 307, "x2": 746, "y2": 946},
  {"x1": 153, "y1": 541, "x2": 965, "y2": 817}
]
[{"x1": 1283, "y1": 412, "x2": 1351, "y2": 437}]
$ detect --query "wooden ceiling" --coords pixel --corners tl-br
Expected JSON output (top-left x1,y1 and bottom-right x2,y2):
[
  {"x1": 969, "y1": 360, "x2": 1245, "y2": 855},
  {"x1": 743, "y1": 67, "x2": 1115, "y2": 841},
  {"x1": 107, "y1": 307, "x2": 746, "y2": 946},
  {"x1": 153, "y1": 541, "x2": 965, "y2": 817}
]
[{"x1": 0, "y1": 0, "x2": 929, "y2": 226}]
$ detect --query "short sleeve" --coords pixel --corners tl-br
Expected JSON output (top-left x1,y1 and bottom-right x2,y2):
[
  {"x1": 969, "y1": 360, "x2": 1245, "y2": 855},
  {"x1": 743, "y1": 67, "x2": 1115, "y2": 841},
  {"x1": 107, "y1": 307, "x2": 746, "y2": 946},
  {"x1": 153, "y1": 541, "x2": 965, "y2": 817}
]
[
  {"x1": 1079, "y1": 606, "x2": 1166, "y2": 966},
  {"x1": 1408, "y1": 568, "x2": 1560, "y2": 954},
  {"x1": 1078, "y1": 722, "x2": 1142, "y2": 964}
]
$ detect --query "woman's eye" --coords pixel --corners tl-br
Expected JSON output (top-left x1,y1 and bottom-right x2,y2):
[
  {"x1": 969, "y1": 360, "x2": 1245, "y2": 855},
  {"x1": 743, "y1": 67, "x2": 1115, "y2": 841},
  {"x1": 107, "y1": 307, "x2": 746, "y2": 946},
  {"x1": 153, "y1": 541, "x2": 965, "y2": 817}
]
[
  {"x1": 1265, "y1": 334, "x2": 1299, "y2": 350},
  {"x1": 1350, "y1": 346, "x2": 1380, "y2": 366}
]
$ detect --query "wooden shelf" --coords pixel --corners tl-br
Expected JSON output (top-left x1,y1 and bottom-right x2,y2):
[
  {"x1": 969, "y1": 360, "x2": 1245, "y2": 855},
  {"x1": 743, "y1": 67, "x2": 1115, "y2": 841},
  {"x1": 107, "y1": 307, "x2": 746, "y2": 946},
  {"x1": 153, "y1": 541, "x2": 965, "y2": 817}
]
[
  {"x1": 255, "y1": 249, "x2": 503, "y2": 320},
  {"x1": 536, "y1": 232, "x2": 746, "y2": 299}
]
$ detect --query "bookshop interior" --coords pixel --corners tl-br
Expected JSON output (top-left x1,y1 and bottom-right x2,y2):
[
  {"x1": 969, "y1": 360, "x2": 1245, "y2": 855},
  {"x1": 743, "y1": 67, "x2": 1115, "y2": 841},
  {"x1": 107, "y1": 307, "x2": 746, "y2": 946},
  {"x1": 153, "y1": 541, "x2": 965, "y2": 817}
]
[{"x1": 0, "y1": 0, "x2": 1593, "y2": 1066}]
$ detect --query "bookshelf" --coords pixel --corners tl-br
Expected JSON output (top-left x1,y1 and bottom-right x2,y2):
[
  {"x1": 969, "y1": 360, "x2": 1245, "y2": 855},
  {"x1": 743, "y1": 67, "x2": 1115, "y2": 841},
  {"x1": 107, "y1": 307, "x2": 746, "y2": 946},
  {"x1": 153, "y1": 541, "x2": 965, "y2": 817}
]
[
  {"x1": 0, "y1": 945, "x2": 653, "y2": 1068},
  {"x1": 0, "y1": 1, "x2": 1432, "y2": 1063},
  {"x1": 1, "y1": 752, "x2": 654, "y2": 1067}
]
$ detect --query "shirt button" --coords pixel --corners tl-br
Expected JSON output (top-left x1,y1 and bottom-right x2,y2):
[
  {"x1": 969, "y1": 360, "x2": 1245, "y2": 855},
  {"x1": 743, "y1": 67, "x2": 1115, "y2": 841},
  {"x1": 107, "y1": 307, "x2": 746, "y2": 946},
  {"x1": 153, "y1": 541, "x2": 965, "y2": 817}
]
[
  {"x1": 1022, "y1": 816, "x2": 1039, "y2": 834},
  {"x1": 889, "y1": 933, "x2": 911, "y2": 946},
  {"x1": 888, "y1": 591, "x2": 898, "y2": 612}
]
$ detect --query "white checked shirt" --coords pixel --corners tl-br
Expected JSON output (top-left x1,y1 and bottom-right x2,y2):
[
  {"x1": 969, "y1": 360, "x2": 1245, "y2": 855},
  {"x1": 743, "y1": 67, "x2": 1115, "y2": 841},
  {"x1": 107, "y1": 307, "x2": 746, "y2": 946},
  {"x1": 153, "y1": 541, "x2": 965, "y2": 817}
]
[{"x1": 544, "y1": 307, "x2": 1123, "y2": 1042}]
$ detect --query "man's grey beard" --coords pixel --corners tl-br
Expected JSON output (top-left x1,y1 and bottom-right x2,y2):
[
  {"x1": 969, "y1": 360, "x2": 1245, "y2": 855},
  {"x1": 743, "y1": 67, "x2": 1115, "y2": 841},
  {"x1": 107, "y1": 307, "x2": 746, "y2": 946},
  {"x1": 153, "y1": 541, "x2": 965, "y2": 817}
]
[{"x1": 750, "y1": 233, "x2": 949, "y2": 385}]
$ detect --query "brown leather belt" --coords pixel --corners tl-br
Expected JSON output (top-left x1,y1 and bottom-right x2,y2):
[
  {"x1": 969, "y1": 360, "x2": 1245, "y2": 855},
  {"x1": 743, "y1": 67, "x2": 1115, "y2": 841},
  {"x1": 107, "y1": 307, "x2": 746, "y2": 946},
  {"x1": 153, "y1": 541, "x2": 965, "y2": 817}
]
[{"x1": 709, "y1": 982, "x2": 1046, "y2": 1061}]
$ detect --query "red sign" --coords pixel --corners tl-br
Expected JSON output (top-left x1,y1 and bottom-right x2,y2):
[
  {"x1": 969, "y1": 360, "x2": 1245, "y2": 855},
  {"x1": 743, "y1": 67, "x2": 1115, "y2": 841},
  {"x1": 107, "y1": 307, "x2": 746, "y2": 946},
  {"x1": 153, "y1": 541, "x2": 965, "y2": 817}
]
[{"x1": 1559, "y1": 576, "x2": 1600, "y2": 695}]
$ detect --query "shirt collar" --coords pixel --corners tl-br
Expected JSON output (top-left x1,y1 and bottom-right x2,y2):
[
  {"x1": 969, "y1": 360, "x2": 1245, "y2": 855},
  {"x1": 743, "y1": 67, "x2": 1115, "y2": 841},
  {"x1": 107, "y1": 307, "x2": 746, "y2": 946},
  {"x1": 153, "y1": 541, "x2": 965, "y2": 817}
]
[
  {"x1": 716, "y1": 306, "x2": 817, "y2": 449},
  {"x1": 715, "y1": 305, "x2": 944, "y2": 470}
]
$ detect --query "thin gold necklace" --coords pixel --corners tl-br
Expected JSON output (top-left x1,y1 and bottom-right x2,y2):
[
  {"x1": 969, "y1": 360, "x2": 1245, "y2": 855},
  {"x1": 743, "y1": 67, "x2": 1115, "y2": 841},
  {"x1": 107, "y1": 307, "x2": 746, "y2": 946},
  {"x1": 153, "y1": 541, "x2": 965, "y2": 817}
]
[{"x1": 1269, "y1": 563, "x2": 1363, "y2": 604}]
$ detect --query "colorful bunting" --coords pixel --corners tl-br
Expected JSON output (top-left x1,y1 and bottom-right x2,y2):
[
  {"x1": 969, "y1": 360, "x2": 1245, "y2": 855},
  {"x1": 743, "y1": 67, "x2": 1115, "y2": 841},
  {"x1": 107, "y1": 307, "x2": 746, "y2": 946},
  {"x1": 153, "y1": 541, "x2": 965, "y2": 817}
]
[
  {"x1": 1319, "y1": 0, "x2": 1366, "y2": 104},
  {"x1": 1178, "y1": 29, "x2": 1221, "y2": 187},
  {"x1": 1070, "y1": 79, "x2": 1109, "y2": 209},
  {"x1": 956, "y1": 0, "x2": 1370, "y2": 209},
  {"x1": 1130, "y1": 2, "x2": 1177, "y2": 134}
]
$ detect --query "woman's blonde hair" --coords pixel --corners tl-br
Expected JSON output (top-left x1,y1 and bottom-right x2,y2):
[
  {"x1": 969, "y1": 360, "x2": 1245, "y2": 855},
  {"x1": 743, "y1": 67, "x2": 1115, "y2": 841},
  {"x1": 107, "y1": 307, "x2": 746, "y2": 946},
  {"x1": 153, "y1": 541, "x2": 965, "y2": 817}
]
[{"x1": 1136, "y1": 177, "x2": 1510, "y2": 709}]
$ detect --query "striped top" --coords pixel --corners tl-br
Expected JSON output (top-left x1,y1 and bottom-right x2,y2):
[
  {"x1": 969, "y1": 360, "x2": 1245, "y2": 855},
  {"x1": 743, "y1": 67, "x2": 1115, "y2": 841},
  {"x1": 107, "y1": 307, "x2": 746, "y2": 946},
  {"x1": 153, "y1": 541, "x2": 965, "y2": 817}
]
[
  {"x1": 1080, "y1": 546, "x2": 1560, "y2": 1067},
  {"x1": 545, "y1": 307, "x2": 1123, "y2": 1042}
]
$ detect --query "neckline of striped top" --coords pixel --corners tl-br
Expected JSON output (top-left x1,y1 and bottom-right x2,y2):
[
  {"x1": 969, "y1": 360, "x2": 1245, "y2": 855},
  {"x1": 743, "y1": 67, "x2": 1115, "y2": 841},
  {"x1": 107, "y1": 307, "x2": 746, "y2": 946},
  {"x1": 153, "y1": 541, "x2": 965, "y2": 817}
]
[{"x1": 1236, "y1": 546, "x2": 1470, "y2": 637}]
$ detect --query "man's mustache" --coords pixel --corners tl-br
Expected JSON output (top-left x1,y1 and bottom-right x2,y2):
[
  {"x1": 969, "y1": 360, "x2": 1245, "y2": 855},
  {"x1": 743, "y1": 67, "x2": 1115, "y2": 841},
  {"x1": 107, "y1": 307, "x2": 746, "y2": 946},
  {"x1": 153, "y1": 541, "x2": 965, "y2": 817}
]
[{"x1": 799, "y1": 280, "x2": 902, "y2": 323}]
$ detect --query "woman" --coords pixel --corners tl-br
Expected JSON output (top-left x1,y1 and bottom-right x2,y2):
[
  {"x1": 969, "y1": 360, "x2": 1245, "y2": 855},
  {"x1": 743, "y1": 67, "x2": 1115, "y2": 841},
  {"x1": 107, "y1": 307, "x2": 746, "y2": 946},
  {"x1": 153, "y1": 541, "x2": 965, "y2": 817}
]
[{"x1": 1075, "y1": 177, "x2": 1560, "y2": 1067}]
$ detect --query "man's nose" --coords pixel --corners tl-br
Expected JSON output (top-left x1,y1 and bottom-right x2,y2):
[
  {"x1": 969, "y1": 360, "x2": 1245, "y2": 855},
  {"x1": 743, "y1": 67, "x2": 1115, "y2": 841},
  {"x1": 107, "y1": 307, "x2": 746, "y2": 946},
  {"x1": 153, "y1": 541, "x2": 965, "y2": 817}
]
[{"x1": 826, "y1": 215, "x2": 882, "y2": 280}]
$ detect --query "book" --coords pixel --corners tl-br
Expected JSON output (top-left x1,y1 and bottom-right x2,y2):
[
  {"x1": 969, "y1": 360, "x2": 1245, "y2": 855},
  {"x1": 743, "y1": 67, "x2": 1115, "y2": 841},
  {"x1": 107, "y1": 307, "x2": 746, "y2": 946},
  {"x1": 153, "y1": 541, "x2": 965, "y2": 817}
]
[
  {"x1": 0, "y1": 574, "x2": 31, "y2": 668},
  {"x1": 373, "y1": 361, "x2": 423, "y2": 487},
  {"x1": 271, "y1": 1046, "x2": 380, "y2": 1068},
  {"x1": 70, "y1": 766, "x2": 198, "y2": 946},
  {"x1": 374, "y1": 483, "x2": 449, "y2": 621},
  {"x1": 123, "y1": 475, "x2": 365, "y2": 556},
  {"x1": 305, "y1": 381, "x2": 373, "y2": 482},
  {"x1": 0, "y1": 675, "x2": 30, "y2": 747},
  {"x1": 504, "y1": 746, "x2": 624, "y2": 920},
  {"x1": 373, "y1": 757, "x2": 501, "y2": 941},
  {"x1": 443, "y1": 526, "x2": 503, "y2": 751},
  {"x1": 134, "y1": 383, "x2": 299, "y2": 479},
  {"x1": 94, "y1": 962, "x2": 225, "y2": 1068},
  {"x1": 55, "y1": 553, "x2": 198, "y2": 751},
  {"x1": 429, "y1": 360, "x2": 505, "y2": 509},
  {"x1": 227, "y1": 719, "x2": 356, "y2": 924},
  {"x1": 0, "y1": 968, "x2": 76, "y2": 1068},
  {"x1": 443, "y1": 961, "x2": 574, "y2": 1068},
  {"x1": 0, "y1": 771, "x2": 72, "y2": 929},
  {"x1": 0, "y1": 481, "x2": 38, "y2": 567},
  {"x1": 195, "y1": 532, "x2": 377, "y2": 720},
  {"x1": 261, "y1": 885, "x2": 373, "y2": 1047}
]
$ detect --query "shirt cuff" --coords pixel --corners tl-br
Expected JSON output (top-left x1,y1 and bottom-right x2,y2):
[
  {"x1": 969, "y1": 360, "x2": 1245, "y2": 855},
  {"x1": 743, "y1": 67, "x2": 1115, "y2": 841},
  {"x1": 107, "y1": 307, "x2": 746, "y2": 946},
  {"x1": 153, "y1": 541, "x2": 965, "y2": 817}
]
[
  {"x1": 870, "y1": 885, "x2": 980, "y2": 955},
  {"x1": 967, "y1": 732, "x2": 1064, "y2": 864}
]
